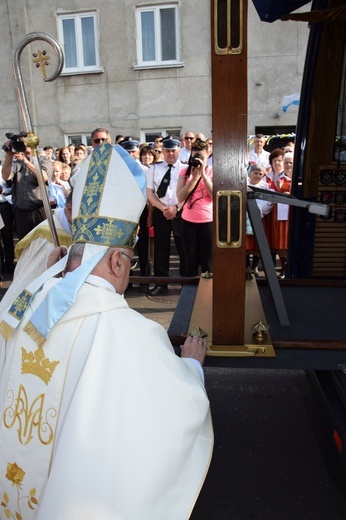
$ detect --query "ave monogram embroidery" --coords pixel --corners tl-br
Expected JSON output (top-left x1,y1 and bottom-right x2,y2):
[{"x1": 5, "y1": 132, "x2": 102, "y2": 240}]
[{"x1": 3, "y1": 384, "x2": 56, "y2": 445}]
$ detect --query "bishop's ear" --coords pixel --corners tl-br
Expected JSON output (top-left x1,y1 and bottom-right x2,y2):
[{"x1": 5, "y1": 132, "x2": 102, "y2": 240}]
[{"x1": 110, "y1": 249, "x2": 123, "y2": 276}]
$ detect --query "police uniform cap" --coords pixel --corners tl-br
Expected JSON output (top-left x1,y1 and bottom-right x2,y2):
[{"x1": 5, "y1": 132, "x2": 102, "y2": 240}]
[
  {"x1": 162, "y1": 135, "x2": 180, "y2": 149},
  {"x1": 121, "y1": 137, "x2": 139, "y2": 151}
]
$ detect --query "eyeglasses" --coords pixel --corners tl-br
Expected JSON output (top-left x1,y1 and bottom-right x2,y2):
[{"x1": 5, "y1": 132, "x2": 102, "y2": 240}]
[
  {"x1": 191, "y1": 140, "x2": 208, "y2": 150},
  {"x1": 121, "y1": 251, "x2": 137, "y2": 270},
  {"x1": 92, "y1": 138, "x2": 107, "y2": 144},
  {"x1": 185, "y1": 136, "x2": 195, "y2": 140}
]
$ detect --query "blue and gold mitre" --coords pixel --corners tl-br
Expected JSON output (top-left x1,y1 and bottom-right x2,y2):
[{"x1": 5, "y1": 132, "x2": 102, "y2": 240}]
[{"x1": 72, "y1": 142, "x2": 146, "y2": 249}]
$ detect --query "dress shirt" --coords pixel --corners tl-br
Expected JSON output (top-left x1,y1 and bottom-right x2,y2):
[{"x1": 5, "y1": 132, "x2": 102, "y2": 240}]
[
  {"x1": 179, "y1": 147, "x2": 191, "y2": 164},
  {"x1": 249, "y1": 149, "x2": 270, "y2": 170},
  {"x1": 147, "y1": 160, "x2": 183, "y2": 207}
]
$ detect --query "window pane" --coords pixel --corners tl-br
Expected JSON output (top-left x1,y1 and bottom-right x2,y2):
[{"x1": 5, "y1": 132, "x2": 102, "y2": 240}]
[
  {"x1": 141, "y1": 11, "x2": 155, "y2": 62},
  {"x1": 68, "y1": 135, "x2": 82, "y2": 146},
  {"x1": 81, "y1": 16, "x2": 96, "y2": 66},
  {"x1": 62, "y1": 19, "x2": 77, "y2": 68},
  {"x1": 161, "y1": 8, "x2": 176, "y2": 61}
]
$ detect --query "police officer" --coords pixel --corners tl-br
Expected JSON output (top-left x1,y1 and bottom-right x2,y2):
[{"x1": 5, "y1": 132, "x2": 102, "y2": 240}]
[{"x1": 146, "y1": 136, "x2": 186, "y2": 296}]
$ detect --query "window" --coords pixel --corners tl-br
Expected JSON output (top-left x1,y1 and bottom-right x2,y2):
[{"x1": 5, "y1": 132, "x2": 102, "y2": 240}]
[
  {"x1": 58, "y1": 12, "x2": 102, "y2": 74},
  {"x1": 65, "y1": 134, "x2": 92, "y2": 147},
  {"x1": 136, "y1": 5, "x2": 182, "y2": 68},
  {"x1": 255, "y1": 126, "x2": 296, "y2": 152},
  {"x1": 142, "y1": 129, "x2": 181, "y2": 143}
]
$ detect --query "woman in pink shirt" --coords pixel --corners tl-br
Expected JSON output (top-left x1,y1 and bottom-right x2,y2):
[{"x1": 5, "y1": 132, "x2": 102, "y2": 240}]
[{"x1": 176, "y1": 139, "x2": 213, "y2": 276}]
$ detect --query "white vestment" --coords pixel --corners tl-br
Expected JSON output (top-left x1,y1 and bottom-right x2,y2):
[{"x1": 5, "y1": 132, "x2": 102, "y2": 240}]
[
  {"x1": 0, "y1": 208, "x2": 72, "y2": 313},
  {"x1": 0, "y1": 278, "x2": 213, "y2": 520}
]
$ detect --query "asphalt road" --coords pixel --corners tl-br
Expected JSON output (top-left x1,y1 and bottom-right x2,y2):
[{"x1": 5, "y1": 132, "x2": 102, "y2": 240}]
[{"x1": 191, "y1": 368, "x2": 346, "y2": 520}]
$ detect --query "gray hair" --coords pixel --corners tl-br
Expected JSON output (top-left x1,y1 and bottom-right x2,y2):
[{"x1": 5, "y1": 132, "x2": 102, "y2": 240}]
[{"x1": 66, "y1": 243, "x2": 85, "y2": 267}]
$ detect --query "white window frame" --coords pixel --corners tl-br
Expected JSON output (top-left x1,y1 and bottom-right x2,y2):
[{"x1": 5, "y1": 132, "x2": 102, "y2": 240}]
[
  {"x1": 135, "y1": 4, "x2": 183, "y2": 69},
  {"x1": 65, "y1": 134, "x2": 92, "y2": 147},
  {"x1": 57, "y1": 11, "x2": 103, "y2": 75},
  {"x1": 141, "y1": 129, "x2": 182, "y2": 143}
]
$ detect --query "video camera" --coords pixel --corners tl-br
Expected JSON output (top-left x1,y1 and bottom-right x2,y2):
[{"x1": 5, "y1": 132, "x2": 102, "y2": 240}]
[{"x1": 2, "y1": 132, "x2": 28, "y2": 153}]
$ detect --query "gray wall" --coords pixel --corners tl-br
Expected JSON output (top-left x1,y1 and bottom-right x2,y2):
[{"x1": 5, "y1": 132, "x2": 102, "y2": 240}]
[{"x1": 0, "y1": 1, "x2": 310, "y2": 149}]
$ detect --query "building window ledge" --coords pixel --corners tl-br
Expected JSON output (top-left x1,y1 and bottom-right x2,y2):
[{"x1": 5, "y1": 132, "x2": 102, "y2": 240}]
[
  {"x1": 60, "y1": 68, "x2": 104, "y2": 77},
  {"x1": 133, "y1": 62, "x2": 184, "y2": 71}
]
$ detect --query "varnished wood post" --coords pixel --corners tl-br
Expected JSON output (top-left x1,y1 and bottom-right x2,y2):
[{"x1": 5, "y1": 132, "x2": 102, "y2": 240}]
[{"x1": 211, "y1": 0, "x2": 248, "y2": 345}]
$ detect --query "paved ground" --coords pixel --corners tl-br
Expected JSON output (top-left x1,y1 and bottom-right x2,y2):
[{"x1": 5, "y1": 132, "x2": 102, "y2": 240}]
[
  {"x1": 191, "y1": 368, "x2": 346, "y2": 520},
  {"x1": 125, "y1": 283, "x2": 179, "y2": 331}
]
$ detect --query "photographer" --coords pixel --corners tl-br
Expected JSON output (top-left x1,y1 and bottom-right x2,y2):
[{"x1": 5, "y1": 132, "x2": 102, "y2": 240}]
[
  {"x1": 2, "y1": 133, "x2": 51, "y2": 240},
  {"x1": 176, "y1": 138, "x2": 213, "y2": 276}
]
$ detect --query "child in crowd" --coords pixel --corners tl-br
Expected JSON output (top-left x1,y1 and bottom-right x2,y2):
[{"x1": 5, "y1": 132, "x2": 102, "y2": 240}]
[
  {"x1": 49, "y1": 161, "x2": 71, "y2": 208},
  {"x1": 61, "y1": 163, "x2": 72, "y2": 185}
]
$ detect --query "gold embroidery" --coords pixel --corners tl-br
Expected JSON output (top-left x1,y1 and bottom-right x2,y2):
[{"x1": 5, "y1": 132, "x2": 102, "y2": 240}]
[
  {"x1": 6, "y1": 461, "x2": 25, "y2": 485},
  {"x1": 3, "y1": 385, "x2": 56, "y2": 445},
  {"x1": 0, "y1": 320, "x2": 14, "y2": 341},
  {"x1": 8, "y1": 290, "x2": 33, "y2": 321},
  {"x1": 84, "y1": 172, "x2": 103, "y2": 205},
  {"x1": 94, "y1": 221, "x2": 125, "y2": 242},
  {"x1": 15, "y1": 226, "x2": 72, "y2": 260},
  {"x1": 23, "y1": 321, "x2": 46, "y2": 349},
  {"x1": 1, "y1": 462, "x2": 38, "y2": 518},
  {"x1": 21, "y1": 346, "x2": 59, "y2": 384}
]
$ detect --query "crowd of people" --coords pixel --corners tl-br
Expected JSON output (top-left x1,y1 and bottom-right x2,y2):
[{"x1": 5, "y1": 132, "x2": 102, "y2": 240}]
[
  {"x1": 0, "y1": 129, "x2": 295, "y2": 291},
  {"x1": 246, "y1": 134, "x2": 295, "y2": 278}
]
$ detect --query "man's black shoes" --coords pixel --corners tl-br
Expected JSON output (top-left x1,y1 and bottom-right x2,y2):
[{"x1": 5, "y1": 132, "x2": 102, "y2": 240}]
[{"x1": 148, "y1": 285, "x2": 168, "y2": 297}]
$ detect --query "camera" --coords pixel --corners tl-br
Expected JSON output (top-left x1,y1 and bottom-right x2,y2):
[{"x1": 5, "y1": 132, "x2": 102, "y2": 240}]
[
  {"x1": 2, "y1": 132, "x2": 27, "y2": 153},
  {"x1": 191, "y1": 153, "x2": 202, "y2": 168}
]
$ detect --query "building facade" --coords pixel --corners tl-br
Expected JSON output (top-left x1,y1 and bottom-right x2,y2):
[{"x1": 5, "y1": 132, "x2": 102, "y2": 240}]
[{"x1": 0, "y1": 1, "x2": 310, "y2": 149}]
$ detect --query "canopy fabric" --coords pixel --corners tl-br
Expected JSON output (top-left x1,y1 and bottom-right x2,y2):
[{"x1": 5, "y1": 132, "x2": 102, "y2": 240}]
[{"x1": 252, "y1": 0, "x2": 311, "y2": 22}]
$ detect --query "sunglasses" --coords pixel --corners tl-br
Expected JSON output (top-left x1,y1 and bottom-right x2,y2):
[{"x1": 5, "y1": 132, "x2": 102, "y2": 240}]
[
  {"x1": 154, "y1": 149, "x2": 162, "y2": 153},
  {"x1": 93, "y1": 138, "x2": 107, "y2": 144},
  {"x1": 192, "y1": 140, "x2": 208, "y2": 150},
  {"x1": 185, "y1": 136, "x2": 195, "y2": 140},
  {"x1": 121, "y1": 251, "x2": 138, "y2": 270}
]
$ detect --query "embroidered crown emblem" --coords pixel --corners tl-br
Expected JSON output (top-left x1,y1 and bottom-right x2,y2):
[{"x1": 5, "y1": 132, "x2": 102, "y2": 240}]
[{"x1": 21, "y1": 346, "x2": 60, "y2": 385}]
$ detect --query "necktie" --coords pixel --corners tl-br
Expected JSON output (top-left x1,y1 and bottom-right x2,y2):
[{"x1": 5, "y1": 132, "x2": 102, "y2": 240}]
[{"x1": 156, "y1": 164, "x2": 173, "y2": 198}]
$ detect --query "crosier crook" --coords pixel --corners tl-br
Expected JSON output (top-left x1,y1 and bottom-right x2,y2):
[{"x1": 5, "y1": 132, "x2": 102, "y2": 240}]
[{"x1": 12, "y1": 32, "x2": 64, "y2": 247}]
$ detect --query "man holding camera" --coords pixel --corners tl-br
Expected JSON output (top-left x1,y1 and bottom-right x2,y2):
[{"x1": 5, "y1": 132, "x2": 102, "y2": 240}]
[
  {"x1": 146, "y1": 136, "x2": 186, "y2": 296},
  {"x1": 2, "y1": 135, "x2": 52, "y2": 240}
]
